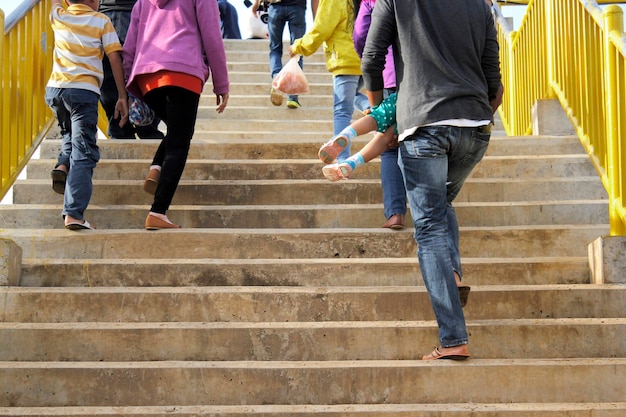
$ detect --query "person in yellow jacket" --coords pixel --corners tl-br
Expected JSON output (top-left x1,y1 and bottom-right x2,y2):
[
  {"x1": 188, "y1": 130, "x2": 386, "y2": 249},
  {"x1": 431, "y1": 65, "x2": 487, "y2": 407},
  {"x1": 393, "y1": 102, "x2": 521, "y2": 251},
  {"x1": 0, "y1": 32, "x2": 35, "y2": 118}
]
[{"x1": 290, "y1": 0, "x2": 368, "y2": 160}]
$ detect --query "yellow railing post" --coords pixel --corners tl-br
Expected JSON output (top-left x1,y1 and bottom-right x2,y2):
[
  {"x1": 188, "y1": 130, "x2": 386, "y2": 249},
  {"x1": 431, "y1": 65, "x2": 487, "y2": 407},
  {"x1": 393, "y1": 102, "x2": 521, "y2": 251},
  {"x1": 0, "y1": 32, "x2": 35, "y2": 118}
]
[
  {"x1": 500, "y1": 32, "x2": 518, "y2": 134},
  {"x1": 0, "y1": 0, "x2": 56, "y2": 201},
  {"x1": 603, "y1": 5, "x2": 626, "y2": 236},
  {"x1": 1, "y1": 8, "x2": 10, "y2": 195}
]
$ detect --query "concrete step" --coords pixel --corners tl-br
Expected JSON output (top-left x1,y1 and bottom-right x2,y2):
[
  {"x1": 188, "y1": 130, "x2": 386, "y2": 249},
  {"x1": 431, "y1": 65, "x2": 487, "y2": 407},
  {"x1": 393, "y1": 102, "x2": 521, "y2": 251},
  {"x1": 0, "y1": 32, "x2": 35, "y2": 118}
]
[
  {"x1": 0, "y1": 201, "x2": 609, "y2": 229},
  {"x1": 36, "y1": 136, "x2": 586, "y2": 160},
  {"x1": 24, "y1": 153, "x2": 600, "y2": 180},
  {"x1": 225, "y1": 49, "x2": 326, "y2": 64},
  {"x1": 17, "y1": 256, "x2": 591, "y2": 287},
  {"x1": 0, "y1": 226, "x2": 608, "y2": 259},
  {"x1": 216, "y1": 82, "x2": 334, "y2": 97},
  {"x1": 215, "y1": 94, "x2": 336, "y2": 107},
  {"x1": 198, "y1": 104, "x2": 335, "y2": 120},
  {"x1": 226, "y1": 71, "x2": 332, "y2": 84},
  {"x1": 10, "y1": 177, "x2": 608, "y2": 205},
  {"x1": 1, "y1": 318, "x2": 624, "y2": 361},
  {"x1": 1, "y1": 403, "x2": 625, "y2": 417},
  {"x1": 193, "y1": 116, "x2": 334, "y2": 132},
  {"x1": 1, "y1": 359, "x2": 624, "y2": 406},
  {"x1": 1, "y1": 37, "x2": 620, "y2": 417},
  {"x1": 2, "y1": 285, "x2": 624, "y2": 322},
  {"x1": 227, "y1": 60, "x2": 328, "y2": 73}
]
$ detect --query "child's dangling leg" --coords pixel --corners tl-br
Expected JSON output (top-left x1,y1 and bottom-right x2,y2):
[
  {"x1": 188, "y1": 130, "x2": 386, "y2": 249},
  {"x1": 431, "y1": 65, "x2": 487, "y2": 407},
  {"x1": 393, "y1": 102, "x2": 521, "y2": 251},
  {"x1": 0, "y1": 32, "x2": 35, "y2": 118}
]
[
  {"x1": 322, "y1": 152, "x2": 365, "y2": 182},
  {"x1": 318, "y1": 126, "x2": 358, "y2": 164}
]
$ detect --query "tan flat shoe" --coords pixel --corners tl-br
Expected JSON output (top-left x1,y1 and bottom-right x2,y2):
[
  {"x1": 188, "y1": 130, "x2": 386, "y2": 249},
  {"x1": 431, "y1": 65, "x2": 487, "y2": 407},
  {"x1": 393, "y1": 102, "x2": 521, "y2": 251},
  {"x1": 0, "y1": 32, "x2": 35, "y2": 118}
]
[
  {"x1": 145, "y1": 214, "x2": 181, "y2": 230},
  {"x1": 143, "y1": 168, "x2": 160, "y2": 195}
]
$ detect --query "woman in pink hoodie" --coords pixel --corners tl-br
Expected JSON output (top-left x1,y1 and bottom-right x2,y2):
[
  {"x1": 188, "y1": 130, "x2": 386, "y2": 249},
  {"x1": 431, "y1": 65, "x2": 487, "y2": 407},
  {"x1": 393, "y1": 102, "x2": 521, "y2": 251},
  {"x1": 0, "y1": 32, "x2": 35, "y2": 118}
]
[{"x1": 124, "y1": 0, "x2": 230, "y2": 230}]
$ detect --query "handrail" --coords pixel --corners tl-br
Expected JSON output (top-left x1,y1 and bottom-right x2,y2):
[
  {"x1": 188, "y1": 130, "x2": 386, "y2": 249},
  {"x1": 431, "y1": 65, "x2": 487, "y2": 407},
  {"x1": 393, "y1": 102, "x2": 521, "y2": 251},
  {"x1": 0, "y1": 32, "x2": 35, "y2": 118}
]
[
  {"x1": 2, "y1": 0, "x2": 625, "y2": 235},
  {"x1": 494, "y1": 0, "x2": 626, "y2": 236},
  {"x1": 1, "y1": 0, "x2": 55, "y2": 201},
  {"x1": 1, "y1": 0, "x2": 108, "y2": 202}
]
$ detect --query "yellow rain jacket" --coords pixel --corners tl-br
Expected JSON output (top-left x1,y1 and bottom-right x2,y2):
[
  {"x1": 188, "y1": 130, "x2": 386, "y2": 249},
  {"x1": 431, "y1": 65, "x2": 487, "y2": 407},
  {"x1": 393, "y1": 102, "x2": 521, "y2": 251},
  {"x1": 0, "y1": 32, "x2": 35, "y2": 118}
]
[{"x1": 291, "y1": 0, "x2": 362, "y2": 76}]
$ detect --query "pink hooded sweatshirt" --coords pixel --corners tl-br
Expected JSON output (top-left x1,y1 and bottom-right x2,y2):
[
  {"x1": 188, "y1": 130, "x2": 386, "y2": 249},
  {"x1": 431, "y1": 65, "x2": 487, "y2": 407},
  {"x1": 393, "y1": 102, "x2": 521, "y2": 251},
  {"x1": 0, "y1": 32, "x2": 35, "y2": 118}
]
[{"x1": 123, "y1": 0, "x2": 229, "y2": 99}]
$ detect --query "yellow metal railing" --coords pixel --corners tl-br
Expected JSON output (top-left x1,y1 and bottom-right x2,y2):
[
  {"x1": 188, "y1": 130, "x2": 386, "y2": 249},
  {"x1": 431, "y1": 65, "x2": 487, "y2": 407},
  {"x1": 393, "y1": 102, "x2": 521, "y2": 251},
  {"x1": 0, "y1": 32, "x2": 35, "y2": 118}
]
[
  {"x1": 1, "y1": 0, "x2": 110, "y2": 202},
  {"x1": 2, "y1": 0, "x2": 625, "y2": 235},
  {"x1": 1, "y1": 0, "x2": 55, "y2": 201},
  {"x1": 495, "y1": 0, "x2": 626, "y2": 235}
]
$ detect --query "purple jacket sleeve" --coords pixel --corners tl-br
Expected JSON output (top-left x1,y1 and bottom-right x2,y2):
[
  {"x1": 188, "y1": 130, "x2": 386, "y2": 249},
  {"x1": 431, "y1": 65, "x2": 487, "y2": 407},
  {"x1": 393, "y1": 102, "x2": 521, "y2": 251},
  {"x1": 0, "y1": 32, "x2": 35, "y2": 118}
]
[
  {"x1": 196, "y1": 0, "x2": 230, "y2": 95},
  {"x1": 355, "y1": 0, "x2": 396, "y2": 89},
  {"x1": 353, "y1": 0, "x2": 373, "y2": 57}
]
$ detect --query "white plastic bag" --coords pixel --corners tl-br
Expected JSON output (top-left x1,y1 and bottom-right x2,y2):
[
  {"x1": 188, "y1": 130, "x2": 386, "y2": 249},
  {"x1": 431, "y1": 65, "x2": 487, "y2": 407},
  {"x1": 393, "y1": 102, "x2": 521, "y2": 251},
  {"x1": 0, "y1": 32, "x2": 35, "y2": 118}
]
[
  {"x1": 271, "y1": 56, "x2": 309, "y2": 95},
  {"x1": 242, "y1": 13, "x2": 269, "y2": 39}
]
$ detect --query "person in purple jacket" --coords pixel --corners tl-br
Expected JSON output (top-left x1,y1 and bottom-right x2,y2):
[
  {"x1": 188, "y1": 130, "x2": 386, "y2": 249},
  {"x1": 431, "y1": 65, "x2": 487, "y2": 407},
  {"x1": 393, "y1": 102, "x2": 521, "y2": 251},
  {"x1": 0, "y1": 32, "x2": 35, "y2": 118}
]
[
  {"x1": 352, "y1": 0, "x2": 407, "y2": 230},
  {"x1": 123, "y1": 0, "x2": 230, "y2": 230}
]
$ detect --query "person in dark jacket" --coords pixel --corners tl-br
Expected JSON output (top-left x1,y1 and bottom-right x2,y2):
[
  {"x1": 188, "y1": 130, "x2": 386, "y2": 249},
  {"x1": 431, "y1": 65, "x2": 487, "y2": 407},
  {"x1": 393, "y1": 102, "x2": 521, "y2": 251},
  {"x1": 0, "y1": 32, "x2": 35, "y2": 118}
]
[
  {"x1": 218, "y1": 0, "x2": 242, "y2": 39},
  {"x1": 361, "y1": 0, "x2": 503, "y2": 361},
  {"x1": 98, "y1": 0, "x2": 164, "y2": 139}
]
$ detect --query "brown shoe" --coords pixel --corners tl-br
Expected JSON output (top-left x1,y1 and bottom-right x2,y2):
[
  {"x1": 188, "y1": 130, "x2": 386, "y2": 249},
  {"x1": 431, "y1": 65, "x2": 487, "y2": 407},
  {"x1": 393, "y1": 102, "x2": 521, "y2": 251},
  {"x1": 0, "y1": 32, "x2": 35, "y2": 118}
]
[
  {"x1": 143, "y1": 168, "x2": 160, "y2": 195},
  {"x1": 145, "y1": 214, "x2": 181, "y2": 230},
  {"x1": 382, "y1": 214, "x2": 404, "y2": 230},
  {"x1": 422, "y1": 345, "x2": 470, "y2": 361}
]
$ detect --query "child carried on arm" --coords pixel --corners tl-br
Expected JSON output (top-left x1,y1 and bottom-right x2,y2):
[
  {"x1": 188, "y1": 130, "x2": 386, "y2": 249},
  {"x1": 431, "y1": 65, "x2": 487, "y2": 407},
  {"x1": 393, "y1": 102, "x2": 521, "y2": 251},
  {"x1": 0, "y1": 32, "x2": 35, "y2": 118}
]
[{"x1": 318, "y1": 92, "x2": 397, "y2": 182}]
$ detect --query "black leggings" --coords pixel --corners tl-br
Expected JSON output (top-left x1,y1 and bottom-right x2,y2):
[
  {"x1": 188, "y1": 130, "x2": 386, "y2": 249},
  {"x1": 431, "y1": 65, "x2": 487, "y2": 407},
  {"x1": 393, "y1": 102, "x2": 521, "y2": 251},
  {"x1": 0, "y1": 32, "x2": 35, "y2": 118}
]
[{"x1": 144, "y1": 86, "x2": 200, "y2": 214}]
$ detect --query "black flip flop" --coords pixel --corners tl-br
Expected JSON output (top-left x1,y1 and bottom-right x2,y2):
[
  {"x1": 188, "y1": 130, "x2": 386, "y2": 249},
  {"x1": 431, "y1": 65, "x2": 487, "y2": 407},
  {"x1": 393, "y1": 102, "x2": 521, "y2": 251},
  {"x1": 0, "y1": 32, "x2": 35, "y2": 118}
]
[
  {"x1": 65, "y1": 220, "x2": 93, "y2": 230},
  {"x1": 458, "y1": 286, "x2": 470, "y2": 308},
  {"x1": 51, "y1": 169, "x2": 67, "y2": 195}
]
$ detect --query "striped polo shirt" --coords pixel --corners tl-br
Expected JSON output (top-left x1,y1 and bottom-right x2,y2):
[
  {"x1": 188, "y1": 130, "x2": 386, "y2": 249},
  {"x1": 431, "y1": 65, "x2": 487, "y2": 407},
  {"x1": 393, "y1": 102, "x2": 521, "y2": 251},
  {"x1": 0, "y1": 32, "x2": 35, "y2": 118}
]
[{"x1": 47, "y1": 3, "x2": 122, "y2": 95}]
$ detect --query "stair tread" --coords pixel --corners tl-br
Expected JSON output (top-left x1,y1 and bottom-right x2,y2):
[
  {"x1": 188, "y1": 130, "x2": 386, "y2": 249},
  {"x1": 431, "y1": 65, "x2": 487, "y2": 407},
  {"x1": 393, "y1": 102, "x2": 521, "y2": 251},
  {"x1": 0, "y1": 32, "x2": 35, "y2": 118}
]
[
  {"x1": 1, "y1": 402, "x2": 625, "y2": 414},
  {"x1": 1, "y1": 35, "x2": 621, "y2": 411},
  {"x1": 1, "y1": 317, "x2": 623, "y2": 328}
]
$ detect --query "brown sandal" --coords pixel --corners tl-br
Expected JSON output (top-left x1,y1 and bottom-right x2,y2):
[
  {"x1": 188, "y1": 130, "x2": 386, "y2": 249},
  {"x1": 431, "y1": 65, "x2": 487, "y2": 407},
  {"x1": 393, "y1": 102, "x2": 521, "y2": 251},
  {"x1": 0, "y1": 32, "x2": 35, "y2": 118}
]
[{"x1": 422, "y1": 345, "x2": 470, "y2": 361}]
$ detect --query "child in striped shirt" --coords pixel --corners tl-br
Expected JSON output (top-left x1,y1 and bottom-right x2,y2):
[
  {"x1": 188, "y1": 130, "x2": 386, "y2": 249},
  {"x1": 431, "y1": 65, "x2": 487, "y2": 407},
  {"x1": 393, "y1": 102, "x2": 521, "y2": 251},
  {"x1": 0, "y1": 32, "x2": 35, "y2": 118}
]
[{"x1": 46, "y1": 0, "x2": 128, "y2": 230}]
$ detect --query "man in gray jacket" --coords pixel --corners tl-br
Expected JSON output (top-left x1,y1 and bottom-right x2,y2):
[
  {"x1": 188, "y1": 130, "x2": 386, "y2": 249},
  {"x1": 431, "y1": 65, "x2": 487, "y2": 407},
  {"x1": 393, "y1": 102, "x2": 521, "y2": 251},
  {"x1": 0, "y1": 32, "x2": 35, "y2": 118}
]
[{"x1": 361, "y1": 0, "x2": 503, "y2": 360}]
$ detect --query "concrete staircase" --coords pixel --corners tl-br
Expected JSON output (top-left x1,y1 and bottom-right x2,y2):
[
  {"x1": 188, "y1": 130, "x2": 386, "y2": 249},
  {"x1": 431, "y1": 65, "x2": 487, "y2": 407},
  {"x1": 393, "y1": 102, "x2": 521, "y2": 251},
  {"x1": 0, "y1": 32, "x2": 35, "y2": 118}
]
[{"x1": 0, "y1": 39, "x2": 625, "y2": 416}]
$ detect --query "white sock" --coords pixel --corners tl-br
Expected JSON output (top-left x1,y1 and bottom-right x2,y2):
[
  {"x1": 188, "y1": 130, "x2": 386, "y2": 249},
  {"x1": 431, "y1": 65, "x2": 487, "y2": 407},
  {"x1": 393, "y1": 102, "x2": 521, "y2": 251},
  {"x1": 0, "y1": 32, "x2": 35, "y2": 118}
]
[{"x1": 338, "y1": 126, "x2": 358, "y2": 141}]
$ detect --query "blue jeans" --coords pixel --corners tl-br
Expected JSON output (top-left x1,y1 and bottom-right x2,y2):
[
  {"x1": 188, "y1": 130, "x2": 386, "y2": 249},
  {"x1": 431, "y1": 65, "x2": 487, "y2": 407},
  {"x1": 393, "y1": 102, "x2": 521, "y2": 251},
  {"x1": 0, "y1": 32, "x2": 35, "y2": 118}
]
[
  {"x1": 333, "y1": 74, "x2": 369, "y2": 160},
  {"x1": 46, "y1": 87, "x2": 100, "y2": 221},
  {"x1": 398, "y1": 125, "x2": 490, "y2": 347},
  {"x1": 268, "y1": 4, "x2": 306, "y2": 102},
  {"x1": 381, "y1": 147, "x2": 406, "y2": 218},
  {"x1": 380, "y1": 88, "x2": 406, "y2": 219}
]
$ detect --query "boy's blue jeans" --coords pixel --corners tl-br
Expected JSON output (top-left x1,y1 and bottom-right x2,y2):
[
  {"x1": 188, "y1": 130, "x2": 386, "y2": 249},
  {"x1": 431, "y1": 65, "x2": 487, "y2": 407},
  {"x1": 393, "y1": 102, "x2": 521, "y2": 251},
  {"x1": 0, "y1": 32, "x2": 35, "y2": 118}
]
[
  {"x1": 45, "y1": 87, "x2": 100, "y2": 221},
  {"x1": 399, "y1": 124, "x2": 490, "y2": 347},
  {"x1": 333, "y1": 74, "x2": 369, "y2": 160}
]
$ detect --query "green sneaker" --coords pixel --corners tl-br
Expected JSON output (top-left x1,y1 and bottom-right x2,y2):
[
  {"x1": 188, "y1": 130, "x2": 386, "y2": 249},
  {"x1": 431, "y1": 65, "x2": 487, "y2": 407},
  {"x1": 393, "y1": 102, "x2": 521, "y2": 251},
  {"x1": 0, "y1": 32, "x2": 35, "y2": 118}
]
[{"x1": 286, "y1": 100, "x2": 301, "y2": 109}]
